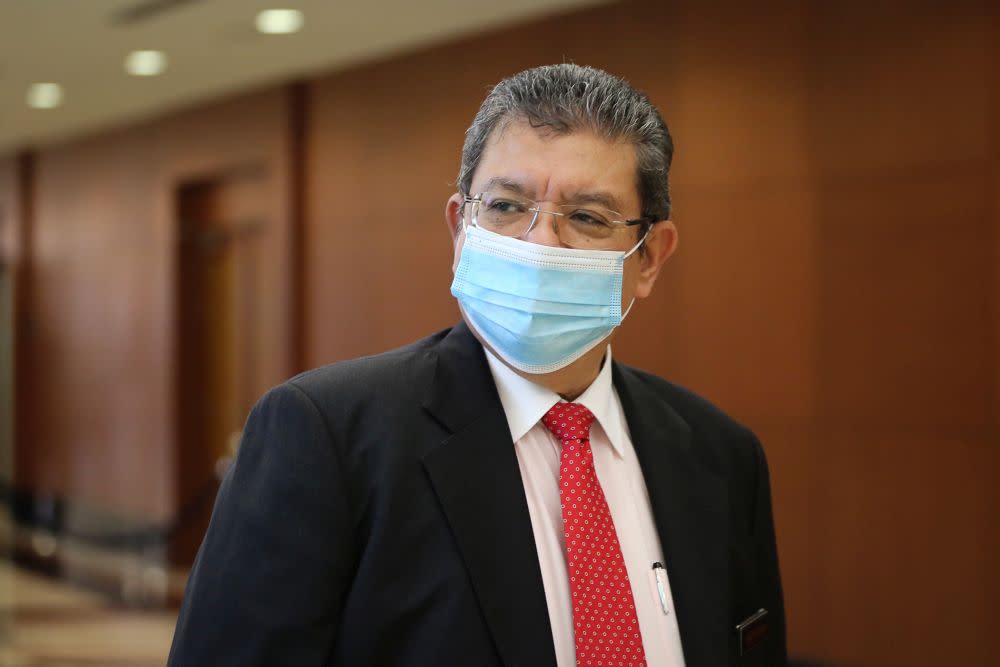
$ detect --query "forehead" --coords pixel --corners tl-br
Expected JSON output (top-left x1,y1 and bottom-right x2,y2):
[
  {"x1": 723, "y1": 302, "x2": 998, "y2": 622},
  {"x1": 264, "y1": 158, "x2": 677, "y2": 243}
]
[{"x1": 471, "y1": 119, "x2": 640, "y2": 213}]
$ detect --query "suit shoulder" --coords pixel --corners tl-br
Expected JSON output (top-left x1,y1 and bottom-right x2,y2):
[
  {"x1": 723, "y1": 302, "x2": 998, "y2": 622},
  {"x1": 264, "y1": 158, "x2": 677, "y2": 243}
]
[
  {"x1": 283, "y1": 327, "x2": 450, "y2": 406},
  {"x1": 617, "y1": 363, "x2": 767, "y2": 485},
  {"x1": 618, "y1": 363, "x2": 756, "y2": 443}
]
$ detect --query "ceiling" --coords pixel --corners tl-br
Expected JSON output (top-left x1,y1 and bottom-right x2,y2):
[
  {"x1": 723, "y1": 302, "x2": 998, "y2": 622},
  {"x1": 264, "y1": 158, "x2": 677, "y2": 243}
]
[{"x1": 0, "y1": 0, "x2": 607, "y2": 154}]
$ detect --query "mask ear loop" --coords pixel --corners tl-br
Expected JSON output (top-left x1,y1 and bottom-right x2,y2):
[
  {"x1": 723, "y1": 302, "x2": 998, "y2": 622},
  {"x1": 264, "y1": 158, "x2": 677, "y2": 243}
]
[
  {"x1": 619, "y1": 222, "x2": 654, "y2": 322},
  {"x1": 621, "y1": 296, "x2": 637, "y2": 322}
]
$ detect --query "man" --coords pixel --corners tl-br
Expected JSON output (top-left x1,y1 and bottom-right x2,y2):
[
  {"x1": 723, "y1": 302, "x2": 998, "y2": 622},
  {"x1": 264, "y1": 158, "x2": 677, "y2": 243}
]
[{"x1": 168, "y1": 64, "x2": 786, "y2": 666}]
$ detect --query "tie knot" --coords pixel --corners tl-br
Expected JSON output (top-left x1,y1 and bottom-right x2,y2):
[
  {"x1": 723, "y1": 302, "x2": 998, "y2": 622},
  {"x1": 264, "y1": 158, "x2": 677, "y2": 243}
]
[{"x1": 541, "y1": 402, "x2": 595, "y2": 443}]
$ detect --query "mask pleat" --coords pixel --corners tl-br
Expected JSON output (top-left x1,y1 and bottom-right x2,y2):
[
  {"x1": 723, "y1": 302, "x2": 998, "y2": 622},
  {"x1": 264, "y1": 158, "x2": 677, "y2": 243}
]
[
  {"x1": 459, "y1": 246, "x2": 618, "y2": 306},
  {"x1": 451, "y1": 225, "x2": 630, "y2": 374}
]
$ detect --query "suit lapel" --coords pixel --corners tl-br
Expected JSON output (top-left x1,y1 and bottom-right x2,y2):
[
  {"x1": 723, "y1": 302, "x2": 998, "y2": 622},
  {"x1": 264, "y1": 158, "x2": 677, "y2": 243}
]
[
  {"x1": 612, "y1": 363, "x2": 730, "y2": 667},
  {"x1": 421, "y1": 323, "x2": 556, "y2": 667}
]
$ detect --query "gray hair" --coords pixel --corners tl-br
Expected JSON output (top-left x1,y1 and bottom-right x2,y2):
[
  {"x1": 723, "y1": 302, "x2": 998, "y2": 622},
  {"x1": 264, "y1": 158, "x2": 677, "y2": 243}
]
[{"x1": 457, "y1": 64, "x2": 673, "y2": 221}]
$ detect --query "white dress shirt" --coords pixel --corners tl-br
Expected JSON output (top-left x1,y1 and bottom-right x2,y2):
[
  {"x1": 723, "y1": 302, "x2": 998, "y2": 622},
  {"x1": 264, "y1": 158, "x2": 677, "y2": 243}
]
[{"x1": 484, "y1": 347, "x2": 687, "y2": 667}]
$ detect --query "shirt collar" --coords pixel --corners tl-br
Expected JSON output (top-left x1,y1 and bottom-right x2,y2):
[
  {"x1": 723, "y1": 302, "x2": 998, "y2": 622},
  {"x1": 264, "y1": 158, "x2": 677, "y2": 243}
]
[{"x1": 484, "y1": 346, "x2": 628, "y2": 458}]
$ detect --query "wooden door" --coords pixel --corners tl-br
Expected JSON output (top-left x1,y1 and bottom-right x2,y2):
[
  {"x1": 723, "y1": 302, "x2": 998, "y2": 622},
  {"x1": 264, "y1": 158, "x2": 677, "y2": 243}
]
[
  {"x1": 171, "y1": 172, "x2": 267, "y2": 566},
  {"x1": 0, "y1": 178, "x2": 17, "y2": 499}
]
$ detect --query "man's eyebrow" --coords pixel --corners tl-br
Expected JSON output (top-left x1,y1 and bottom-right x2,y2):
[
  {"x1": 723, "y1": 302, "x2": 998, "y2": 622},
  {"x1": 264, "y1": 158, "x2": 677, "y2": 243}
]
[
  {"x1": 479, "y1": 179, "x2": 627, "y2": 213},
  {"x1": 563, "y1": 190, "x2": 626, "y2": 213},
  {"x1": 480, "y1": 177, "x2": 530, "y2": 196}
]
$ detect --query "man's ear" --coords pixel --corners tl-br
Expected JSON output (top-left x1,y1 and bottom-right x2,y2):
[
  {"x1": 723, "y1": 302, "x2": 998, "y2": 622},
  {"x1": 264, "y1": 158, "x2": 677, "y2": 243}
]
[
  {"x1": 634, "y1": 220, "x2": 678, "y2": 300},
  {"x1": 445, "y1": 193, "x2": 465, "y2": 244}
]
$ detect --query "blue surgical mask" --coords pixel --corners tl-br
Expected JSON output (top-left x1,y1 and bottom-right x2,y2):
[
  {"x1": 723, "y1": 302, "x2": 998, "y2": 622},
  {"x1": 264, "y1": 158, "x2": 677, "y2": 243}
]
[{"x1": 450, "y1": 225, "x2": 644, "y2": 374}]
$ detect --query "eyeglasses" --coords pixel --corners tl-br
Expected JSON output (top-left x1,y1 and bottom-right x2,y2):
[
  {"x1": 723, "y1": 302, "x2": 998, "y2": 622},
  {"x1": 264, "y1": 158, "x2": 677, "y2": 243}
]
[{"x1": 462, "y1": 189, "x2": 654, "y2": 249}]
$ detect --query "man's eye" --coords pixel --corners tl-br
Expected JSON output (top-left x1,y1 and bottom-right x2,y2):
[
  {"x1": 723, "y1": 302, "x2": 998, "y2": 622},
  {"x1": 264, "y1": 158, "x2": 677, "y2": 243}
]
[
  {"x1": 570, "y1": 210, "x2": 611, "y2": 226},
  {"x1": 487, "y1": 199, "x2": 526, "y2": 214}
]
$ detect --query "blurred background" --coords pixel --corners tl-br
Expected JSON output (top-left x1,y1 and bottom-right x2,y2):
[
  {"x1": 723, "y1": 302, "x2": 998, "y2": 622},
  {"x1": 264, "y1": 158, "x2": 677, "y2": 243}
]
[{"x1": 0, "y1": 0, "x2": 996, "y2": 665}]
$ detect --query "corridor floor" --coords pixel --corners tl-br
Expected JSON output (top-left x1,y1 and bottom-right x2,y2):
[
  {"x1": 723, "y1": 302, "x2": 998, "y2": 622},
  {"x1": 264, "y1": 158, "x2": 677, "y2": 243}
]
[{"x1": 0, "y1": 560, "x2": 176, "y2": 667}]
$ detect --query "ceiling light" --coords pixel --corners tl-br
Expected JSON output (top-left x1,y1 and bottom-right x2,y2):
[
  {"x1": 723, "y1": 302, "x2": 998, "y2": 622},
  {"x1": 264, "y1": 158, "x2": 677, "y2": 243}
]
[
  {"x1": 26, "y1": 83, "x2": 63, "y2": 109},
  {"x1": 255, "y1": 8, "x2": 304, "y2": 35},
  {"x1": 125, "y1": 50, "x2": 168, "y2": 76}
]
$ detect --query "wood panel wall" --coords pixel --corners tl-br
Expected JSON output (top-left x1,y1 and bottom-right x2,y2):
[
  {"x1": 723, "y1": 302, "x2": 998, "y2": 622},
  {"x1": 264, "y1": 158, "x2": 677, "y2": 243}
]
[
  {"x1": 17, "y1": 89, "x2": 295, "y2": 520},
  {"x1": 4, "y1": 0, "x2": 996, "y2": 664},
  {"x1": 304, "y1": 1, "x2": 997, "y2": 665}
]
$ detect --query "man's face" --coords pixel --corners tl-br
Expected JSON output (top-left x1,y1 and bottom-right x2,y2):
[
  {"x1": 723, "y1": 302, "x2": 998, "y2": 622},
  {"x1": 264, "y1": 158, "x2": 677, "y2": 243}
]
[{"x1": 447, "y1": 119, "x2": 675, "y2": 310}]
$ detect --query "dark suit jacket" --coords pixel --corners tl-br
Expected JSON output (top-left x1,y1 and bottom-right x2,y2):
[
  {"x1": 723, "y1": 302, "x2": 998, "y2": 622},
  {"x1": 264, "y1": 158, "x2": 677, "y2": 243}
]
[{"x1": 167, "y1": 323, "x2": 786, "y2": 666}]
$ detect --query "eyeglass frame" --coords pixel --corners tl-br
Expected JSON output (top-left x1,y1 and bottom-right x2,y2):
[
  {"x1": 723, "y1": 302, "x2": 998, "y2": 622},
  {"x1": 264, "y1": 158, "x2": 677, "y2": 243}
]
[{"x1": 460, "y1": 191, "x2": 658, "y2": 249}]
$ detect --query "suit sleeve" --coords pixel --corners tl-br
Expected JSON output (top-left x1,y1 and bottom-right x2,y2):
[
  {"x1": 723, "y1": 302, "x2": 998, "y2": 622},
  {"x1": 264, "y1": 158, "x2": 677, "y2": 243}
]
[
  {"x1": 749, "y1": 432, "x2": 788, "y2": 665},
  {"x1": 167, "y1": 381, "x2": 355, "y2": 666}
]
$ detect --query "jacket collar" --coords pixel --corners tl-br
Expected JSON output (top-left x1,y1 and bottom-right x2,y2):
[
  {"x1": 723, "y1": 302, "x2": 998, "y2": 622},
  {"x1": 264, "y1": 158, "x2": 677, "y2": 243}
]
[
  {"x1": 421, "y1": 322, "x2": 557, "y2": 667},
  {"x1": 612, "y1": 362, "x2": 730, "y2": 667}
]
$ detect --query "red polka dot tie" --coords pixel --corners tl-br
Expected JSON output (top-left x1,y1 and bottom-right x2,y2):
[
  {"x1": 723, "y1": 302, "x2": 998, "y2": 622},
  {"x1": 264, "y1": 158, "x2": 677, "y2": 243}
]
[{"x1": 542, "y1": 402, "x2": 647, "y2": 667}]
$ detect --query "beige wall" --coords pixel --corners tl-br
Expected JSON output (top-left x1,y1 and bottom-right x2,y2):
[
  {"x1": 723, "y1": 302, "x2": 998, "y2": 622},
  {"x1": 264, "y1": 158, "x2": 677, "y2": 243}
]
[{"x1": 6, "y1": 0, "x2": 998, "y2": 664}]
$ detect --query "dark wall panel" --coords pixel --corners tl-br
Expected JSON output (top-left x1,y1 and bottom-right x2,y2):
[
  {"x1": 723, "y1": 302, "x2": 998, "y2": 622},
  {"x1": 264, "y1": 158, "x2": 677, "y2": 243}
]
[{"x1": 801, "y1": 4, "x2": 996, "y2": 663}]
